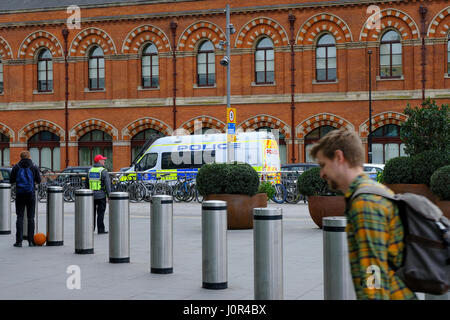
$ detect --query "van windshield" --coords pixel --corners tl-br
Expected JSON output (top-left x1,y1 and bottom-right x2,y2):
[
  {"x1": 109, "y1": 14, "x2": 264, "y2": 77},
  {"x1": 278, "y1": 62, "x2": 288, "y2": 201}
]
[{"x1": 136, "y1": 153, "x2": 158, "y2": 171}]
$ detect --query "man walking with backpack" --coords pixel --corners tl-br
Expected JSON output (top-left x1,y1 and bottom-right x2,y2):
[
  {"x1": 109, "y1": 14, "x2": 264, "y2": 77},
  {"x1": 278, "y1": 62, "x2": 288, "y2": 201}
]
[
  {"x1": 10, "y1": 151, "x2": 41, "y2": 247},
  {"x1": 310, "y1": 129, "x2": 417, "y2": 300}
]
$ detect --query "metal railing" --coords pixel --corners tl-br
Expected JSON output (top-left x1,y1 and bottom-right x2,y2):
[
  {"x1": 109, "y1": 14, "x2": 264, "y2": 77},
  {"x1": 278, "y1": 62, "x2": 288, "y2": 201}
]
[{"x1": 9, "y1": 170, "x2": 307, "y2": 204}]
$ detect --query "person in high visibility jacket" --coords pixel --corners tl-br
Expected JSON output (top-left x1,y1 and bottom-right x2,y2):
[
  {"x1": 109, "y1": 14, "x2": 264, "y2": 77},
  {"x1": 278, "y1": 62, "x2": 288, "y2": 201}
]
[{"x1": 87, "y1": 154, "x2": 111, "y2": 234}]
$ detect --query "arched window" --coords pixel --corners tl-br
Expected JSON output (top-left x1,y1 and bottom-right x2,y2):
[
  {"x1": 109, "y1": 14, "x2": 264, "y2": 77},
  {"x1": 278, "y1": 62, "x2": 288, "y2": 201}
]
[
  {"x1": 28, "y1": 131, "x2": 60, "y2": 171},
  {"x1": 380, "y1": 30, "x2": 402, "y2": 78},
  {"x1": 304, "y1": 125, "x2": 337, "y2": 163},
  {"x1": 0, "y1": 60, "x2": 3, "y2": 93},
  {"x1": 197, "y1": 40, "x2": 215, "y2": 87},
  {"x1": 142, "y1": 43, "x2": 159, "y2": 88},
  {"x1": 370, "y1": 124, "x2": 405, "y2": 164},
  {"x1": 37, "y1": 49, "x2": 53, "y2": 92},
  {"x1": 255, "y1": 37, "x2": 274, "y2": 84},
  {"x1": 447, "y1": 35, "x2": 450, "y2": 74},
  {"x1": 79, "y1": 130, "x2": 112, "y2": 170},
  {"x1": 88, "y1": 46, "x2": 105, "y2": 90},
  {"x1": 131, "y1": 128, "x2": 165, "y2": 162},
  {"x1": 0, "y1": 133, "x2": 9, "y2": 166},
  {"x1": 316, "y1": 34, "x2": 336, "y2": 82}
]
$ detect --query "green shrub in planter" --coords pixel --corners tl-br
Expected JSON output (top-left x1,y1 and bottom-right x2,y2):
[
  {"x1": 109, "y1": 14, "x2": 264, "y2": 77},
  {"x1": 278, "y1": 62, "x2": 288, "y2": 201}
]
[
  {"x1": 196, "y1": 162, "x2": 260, "y2": 197},
  {"x1": 258, "y1": 181, "x2": 276, "y2": 200},
  {"x1": 382, "y1": 156, "x2": 415, "y2": 184},
  {"x1": 296, "y1": 167, "x2": 341, "y2": 196},
  {"x1": 430, "y1": 165, "x2": 450, "y2": 200},
  {"x1": 411, "y1": 150, "x2": 450, "y2": 185}
]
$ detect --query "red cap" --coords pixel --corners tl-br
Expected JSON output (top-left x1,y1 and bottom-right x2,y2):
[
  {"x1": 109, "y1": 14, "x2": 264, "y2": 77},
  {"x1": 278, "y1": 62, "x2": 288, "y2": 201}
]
[{"x1": 94, "y1": 154, "x2": 107, "y2": 162}]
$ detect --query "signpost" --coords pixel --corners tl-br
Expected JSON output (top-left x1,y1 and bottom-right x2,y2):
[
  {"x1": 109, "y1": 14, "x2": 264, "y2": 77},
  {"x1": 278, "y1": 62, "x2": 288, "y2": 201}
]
[{"x1": 227, "y1": 107, "x2": 236, "y2": 162}]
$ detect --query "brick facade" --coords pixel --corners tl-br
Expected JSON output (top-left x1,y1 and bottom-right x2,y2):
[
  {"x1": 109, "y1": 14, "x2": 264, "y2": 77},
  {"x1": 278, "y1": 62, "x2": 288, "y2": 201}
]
[{"x1": 0, "y1": 0, "x2": 449, "y2": 170}]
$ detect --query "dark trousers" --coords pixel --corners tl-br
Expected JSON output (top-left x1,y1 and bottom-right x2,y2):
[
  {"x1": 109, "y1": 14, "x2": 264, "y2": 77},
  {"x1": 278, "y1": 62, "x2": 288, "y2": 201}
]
[
  {"x1": 15, "y1": 194, "x2": 36, "y2": 243},
  {"x1": 93, "y1": 198, "x2": 107, "y2": 232}
]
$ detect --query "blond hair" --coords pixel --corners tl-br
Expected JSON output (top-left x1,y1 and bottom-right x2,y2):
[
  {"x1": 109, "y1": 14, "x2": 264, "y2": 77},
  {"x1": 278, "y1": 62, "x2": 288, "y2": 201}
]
[
  {"x1": 20, "y1": 150, "x2": 31, "y2": 159},
  {"x1": 310, "y1": 129, "x2": 364, "y2": 168}
]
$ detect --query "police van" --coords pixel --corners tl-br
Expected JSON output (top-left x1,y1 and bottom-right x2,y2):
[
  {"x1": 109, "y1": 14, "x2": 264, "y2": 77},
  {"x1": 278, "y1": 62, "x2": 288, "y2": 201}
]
[{"x1": 123, "y1": 131, "x2": 281, "y2": 181}]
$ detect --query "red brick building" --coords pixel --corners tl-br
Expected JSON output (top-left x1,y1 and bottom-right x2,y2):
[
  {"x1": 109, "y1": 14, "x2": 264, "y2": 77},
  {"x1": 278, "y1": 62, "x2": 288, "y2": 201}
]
[{"x1": 0, "y1": 0, "x2": 449, "y2": 171}]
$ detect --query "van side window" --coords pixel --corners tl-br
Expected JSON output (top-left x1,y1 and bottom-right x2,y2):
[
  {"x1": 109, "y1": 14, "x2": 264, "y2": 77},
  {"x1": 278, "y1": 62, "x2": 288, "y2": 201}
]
[
  {"x1": 162, "y1": 150, "x2": 215, "y2": 170},
  {"x1": 137, "y1": 153, "x2": 158, "y2": 171}
]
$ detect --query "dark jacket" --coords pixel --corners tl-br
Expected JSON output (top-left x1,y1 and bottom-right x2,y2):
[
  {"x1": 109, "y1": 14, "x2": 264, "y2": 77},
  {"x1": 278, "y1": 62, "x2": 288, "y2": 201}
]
[
  {"x1": 10, "y1": 158, "x2": 41, "y2": 196},
  {"x1": 86, "y1": 163, "x2": 111, "y2": 200}
]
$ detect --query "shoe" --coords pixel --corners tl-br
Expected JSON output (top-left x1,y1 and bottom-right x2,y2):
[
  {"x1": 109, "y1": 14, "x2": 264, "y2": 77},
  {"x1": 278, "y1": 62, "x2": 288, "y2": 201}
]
[
  {"x1": 29, "y1": 241, "x2": 36, "y2": 247},
  {"x1": 13, "y1": 242, "x2": 22, "y2": 248},
  {"x1": 98, "y1": 230, "x2": 108, "y2": 234}
]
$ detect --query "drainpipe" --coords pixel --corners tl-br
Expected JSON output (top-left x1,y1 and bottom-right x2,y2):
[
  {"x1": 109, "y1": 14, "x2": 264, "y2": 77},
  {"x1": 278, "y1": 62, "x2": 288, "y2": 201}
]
[
  {"x1": 419, "y1": 5, "x2": 427, "y2": 101},
  {"x1": 289, "y1": 13, "x2": 296, "y2": 163},
  {"x1": 62, "y1": 28, "x2": 69, "y2": 168},
  {"x1": 170, "y1": 21, "x2": 178, "y2": 131}
]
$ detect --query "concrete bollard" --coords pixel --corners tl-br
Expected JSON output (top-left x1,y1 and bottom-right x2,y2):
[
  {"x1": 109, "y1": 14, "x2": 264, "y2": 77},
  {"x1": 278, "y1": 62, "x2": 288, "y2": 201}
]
[
  {"x1": 253, "y1": 207, "x2": 283, "y2": 300},
  {"x1": 202, "y1": 200, "x2": 228, "y2": 290},
  {"x1": 323, "y1": 216, "x2": 355, "y2": 300}
]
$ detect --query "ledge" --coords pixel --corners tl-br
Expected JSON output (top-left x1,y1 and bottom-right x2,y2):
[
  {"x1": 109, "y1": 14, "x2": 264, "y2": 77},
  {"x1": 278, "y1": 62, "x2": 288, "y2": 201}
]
[
  {"x1": 84, "y1": 88, "x2": 106, "y2": 92},
  {"x1": 376, "y1": 75, "x2": 404, "y2": 81},
  {"x1": 138, "y1": 86, "x2": 160, "y2": 91},
  {"x1": 445, "y1": 74, "x2": 450, "y2": 79},
  {"x1": 193, "y1": 84, "x2": 216, "y2": 89},
  {"x1": 33, "y1": 90, "x2": 54, "y2": 95},
  {"x1": 312, "y1": 79, "x2": 338, "y2": 84},
  {"x1": 251, "y1": 82, "x2": 276, "y2": 87}
]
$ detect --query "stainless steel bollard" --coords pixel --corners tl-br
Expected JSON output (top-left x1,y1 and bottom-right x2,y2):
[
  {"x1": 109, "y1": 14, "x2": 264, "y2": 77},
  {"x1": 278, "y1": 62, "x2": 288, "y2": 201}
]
[
  {"x1": 74, "y1": 189, "x2": 94, "y2": 254},
  {"x1": 0, "y1": 183, "x2": 11, "y2": 234},
  {"x1": 46, "y1": 186, "x2": 64, "y2": 246},
  {"x1": 253, "y1": 207, "x2": 283, "y2": 300},
  {"x1": 202, "y1": 201, "x2": 228, "y2": 290},
  {"x1": 323, "y1": 217, "x2": 355, "y2": 300},
  {"x1": 109, "y1": 192, "x2": 130, "y2": 263},
  {"x1": 150, "y1": 195, "x2": 173, "y2": 274}
]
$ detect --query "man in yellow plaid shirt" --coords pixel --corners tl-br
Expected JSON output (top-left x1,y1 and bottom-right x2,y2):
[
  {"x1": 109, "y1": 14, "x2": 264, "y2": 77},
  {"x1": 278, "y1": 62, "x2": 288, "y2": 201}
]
[{"x1": 310, "y1": 129, "x2": 417, "y2": 300}]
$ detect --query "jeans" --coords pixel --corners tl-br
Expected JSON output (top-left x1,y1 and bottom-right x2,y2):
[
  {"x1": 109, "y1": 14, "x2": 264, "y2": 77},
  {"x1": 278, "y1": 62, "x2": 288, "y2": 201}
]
[{"x1": 15, "y1": 194, "x2": 36, "y2": 243}]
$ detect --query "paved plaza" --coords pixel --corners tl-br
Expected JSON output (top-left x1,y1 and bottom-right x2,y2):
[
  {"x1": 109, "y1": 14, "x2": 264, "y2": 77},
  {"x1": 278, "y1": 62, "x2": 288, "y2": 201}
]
[{"x1": 0, "y1": 200, "x2": 430, "y2": 300}]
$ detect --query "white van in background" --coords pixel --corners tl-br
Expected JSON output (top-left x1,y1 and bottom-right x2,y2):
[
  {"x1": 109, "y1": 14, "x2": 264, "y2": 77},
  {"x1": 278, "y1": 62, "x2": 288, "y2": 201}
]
[{"x1": 123, "y1": 131, "x2": 281, "y2": 181}]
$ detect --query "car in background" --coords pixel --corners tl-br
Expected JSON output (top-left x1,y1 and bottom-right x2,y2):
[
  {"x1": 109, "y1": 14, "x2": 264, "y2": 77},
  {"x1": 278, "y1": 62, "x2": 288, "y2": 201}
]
[
  {"x1": 0, "y1": 167, "x2": 12, "y2": 183},
  {"x1": 281, "y1": 163, "x2": 319, "y2": 182},
  {"x1": 363, "y1": 163, "x2": 385, "y2": 181},
  {"x1": 54, "y1": 166, "x2": 91, "y2": 184}
]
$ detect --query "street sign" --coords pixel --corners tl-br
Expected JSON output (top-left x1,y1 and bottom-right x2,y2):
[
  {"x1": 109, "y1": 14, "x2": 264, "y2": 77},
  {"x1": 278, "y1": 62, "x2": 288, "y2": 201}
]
[
  {"x1": 227, "y1": 108, "x2": 236, "y2": 124},
  {"x1": 227, "y1": 123, "x2": 235, "y2": 134}
]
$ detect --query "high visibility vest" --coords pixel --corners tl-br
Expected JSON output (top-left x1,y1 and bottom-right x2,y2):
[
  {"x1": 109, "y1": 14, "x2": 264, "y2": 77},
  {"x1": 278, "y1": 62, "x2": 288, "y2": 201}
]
[{"x1": 88, "y1": 167, "x2": 105, "y2": 191}]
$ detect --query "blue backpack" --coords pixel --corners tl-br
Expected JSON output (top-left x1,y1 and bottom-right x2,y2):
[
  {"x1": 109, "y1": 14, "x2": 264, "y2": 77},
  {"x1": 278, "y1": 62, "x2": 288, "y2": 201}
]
[{"x1": 16, "y1": 167, "x2": 34, "y2": 194}]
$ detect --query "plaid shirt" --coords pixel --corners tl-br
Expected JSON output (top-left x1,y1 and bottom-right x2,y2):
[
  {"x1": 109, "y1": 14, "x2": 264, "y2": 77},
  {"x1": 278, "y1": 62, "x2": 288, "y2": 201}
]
[{"x1": 344, "y1": 174, "x2": 417, "y2": 300}]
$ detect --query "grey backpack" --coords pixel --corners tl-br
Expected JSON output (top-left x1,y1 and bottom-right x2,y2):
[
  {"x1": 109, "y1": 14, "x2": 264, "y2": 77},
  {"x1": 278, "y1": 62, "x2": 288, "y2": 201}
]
[{"x1": 350, "y1": 186, "x2": 450, "y2": 295}]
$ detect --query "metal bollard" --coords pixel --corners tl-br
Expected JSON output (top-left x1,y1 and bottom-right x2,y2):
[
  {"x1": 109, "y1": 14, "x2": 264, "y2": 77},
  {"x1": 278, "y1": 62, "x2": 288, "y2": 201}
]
[
  {"x1": 0, "y1": 183, "x2": 11, "y2": 234},
  {"x1": 425, "y1": 292, "x2": 449, "y2": 300},
  {"x1": 46, "y1": 186, "x2": 64, "y2": 246},
  {"x1": 202, "y1": 201, "x2": 228, "y2": 290},
  {"x1": 253, "y1": 207, "x2": 283, "y2": 300},
  {"x1": 74, "y1": 189, "x2": 94, "y2": 254},
  {"x1": 323, "y1": 217, "x2": 355, "y2": 300},
  {"x1": 109, "y1": 192, "x2": 130, "y2": 263},
  {"x1": 150, "y1": 195, "x2": 173, "y2": 274}
]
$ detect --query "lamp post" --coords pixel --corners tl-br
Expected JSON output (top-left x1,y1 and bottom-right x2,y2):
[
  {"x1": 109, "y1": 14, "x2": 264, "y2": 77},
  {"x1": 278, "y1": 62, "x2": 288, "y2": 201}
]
[
  {"x1": 219, "y1": 4, "x2": 235, "y2": 163},
  {"x1": 62, "y1": 28, "x2": 69, "y2": 168},
  {"x1": 368, "y1": 50, "x2": 373, "y2": 164}
]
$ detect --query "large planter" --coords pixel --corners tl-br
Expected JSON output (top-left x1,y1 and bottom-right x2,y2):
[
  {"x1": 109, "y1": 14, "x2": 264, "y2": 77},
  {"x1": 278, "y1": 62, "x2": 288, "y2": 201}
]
[
  {"x1": 204, "y1": 193, "x2": 267, "y2": 229},
  {"x1": 435, "y1": 200, "x2": 450, "y2": 220},
  {"x1": 307, "y1": 195, "x2": 346, "y2": 229},
  {"x1": 384, "y1": 184, "x2": 436, "y2": 202}
]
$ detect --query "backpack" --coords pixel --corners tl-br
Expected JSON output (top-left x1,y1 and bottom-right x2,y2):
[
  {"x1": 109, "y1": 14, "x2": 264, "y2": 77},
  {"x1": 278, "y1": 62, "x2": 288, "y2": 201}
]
[
  {"x1": 16, "y1": 166, "x2": 35, "y2": 194},
  {"x1": 350, "y1": 186, "x2": 450, "y2": 295}
]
